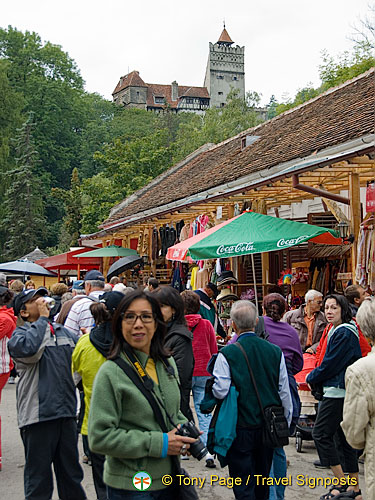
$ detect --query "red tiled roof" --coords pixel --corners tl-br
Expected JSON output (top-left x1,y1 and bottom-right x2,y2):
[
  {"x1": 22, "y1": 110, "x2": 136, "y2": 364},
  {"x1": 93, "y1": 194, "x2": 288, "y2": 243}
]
[
  {"x1": 113, "y1": 71, "x2": 209, "y2": 106},
  {"x1": 104, "y1": 70, "x2": 375, "y2": 226},
  {"x1": 146, "y1": 83, "x2": 209, "y2": 109},
  {"x1": 179, "y1": 86, "x2": 210, "y2": 98},
  {"x1": 113, "y1": 71, "x2": 147, "y2": 95},
  {"x1": 218, "y1": 28, "x2": 233, "y2": 44}
]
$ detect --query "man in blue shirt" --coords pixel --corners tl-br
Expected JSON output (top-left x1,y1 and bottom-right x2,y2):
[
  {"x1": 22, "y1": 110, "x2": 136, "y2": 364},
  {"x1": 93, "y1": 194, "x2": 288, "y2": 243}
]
[{"x1": 212, "y1": 300, "x2": 292, "y2": 500}]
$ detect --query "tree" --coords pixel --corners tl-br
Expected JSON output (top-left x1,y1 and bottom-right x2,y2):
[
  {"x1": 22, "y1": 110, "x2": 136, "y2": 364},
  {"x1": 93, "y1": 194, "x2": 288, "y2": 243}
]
[
  {"x1": 80, "y1": 173, "x2": 120, "y2": 234},
  {"x1": 267, "y1": 95, "x2": 278, "y2": 120},
  {"x1": 52, "y1": 168, "x2": 83, "y2": 246},
  {"x1": 319, "y1": 45, "x2": 375, "y2": 91},
  {"x1": 1, "y1": 114, "x2": 46, "y2": 259},
  {"x1": 173, "y1": 89, "x2": 263, "y2": 162}
]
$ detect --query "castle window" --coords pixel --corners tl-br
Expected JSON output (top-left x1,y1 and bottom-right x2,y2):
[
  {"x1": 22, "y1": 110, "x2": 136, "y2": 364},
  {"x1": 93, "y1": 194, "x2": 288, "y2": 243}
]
[
  {"x1": 154, "y1": 96, "x2": 165, "y2": 104},
  {"x1": 217, "y1": 75, "x2": 224, "y2": 79},
  {"x1": 218, "y1": 92, "x2": 223, "y2": 95},
  {"x1": 232, "y1": 76, "x2": 238, "y2": 81}
]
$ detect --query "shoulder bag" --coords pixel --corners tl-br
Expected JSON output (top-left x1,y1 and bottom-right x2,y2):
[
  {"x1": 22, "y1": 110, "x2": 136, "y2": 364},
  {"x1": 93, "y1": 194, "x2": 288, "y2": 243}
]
[
  {"x1": 234, "y1": 342, "x2": 289, "y2": 448},
  {"x1": 112, "y1": 356, "x2": 198, "y2": 500}
]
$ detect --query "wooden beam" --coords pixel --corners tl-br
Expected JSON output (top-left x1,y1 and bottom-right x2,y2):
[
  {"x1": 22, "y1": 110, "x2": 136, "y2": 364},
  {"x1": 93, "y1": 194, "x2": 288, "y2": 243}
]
[{"x1": 349, "y1": 173, "x2": 361, "y2": 281}]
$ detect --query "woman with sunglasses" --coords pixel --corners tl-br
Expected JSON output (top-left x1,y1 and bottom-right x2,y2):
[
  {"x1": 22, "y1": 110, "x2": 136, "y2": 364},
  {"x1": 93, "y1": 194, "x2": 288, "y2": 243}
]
[{"x1": 88, "y1": 290, "x2": 196, "y2": 499}]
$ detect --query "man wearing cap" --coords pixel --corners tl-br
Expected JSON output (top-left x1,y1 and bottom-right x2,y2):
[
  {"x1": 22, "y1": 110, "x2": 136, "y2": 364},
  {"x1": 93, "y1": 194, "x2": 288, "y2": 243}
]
[
  {"x1": 64, "y1": 270, "x2": 105, "y2": 337},
  {"x1": 195, "y1": 282, "x2": 226, "y2": 338},
  {"x1": 7, "y1": 287, "x2": 86, "y2": 500}
]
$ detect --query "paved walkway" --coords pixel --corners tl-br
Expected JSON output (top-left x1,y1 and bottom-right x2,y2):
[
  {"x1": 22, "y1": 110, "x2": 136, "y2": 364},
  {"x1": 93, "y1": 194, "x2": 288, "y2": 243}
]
[{"x1": 1, "y1": 383, "x2": 365, "y2": 499}]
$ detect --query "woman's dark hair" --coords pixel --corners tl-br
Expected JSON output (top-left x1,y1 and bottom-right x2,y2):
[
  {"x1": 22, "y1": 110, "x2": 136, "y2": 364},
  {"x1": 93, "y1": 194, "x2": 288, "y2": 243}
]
[
  {"x1": 153, "y1": 286, "x2": 186, "y2": 325},
  {"x1": 262, "y1": 293, "x2": 286, "y2": 322},
  {"x1": 0, "y1": 288, "x2": 14, "y2": 306},
  {"x1": 180, "y1": 290, "x2": 200, "y2": 315},
  {"x1": 323, "y1": 294, "x2": 353, "y2": 324},
  {"x1": 108, "y1": 289, "x2": 168, "y2": 362},
  {"x1": 90, "y1": 302, "x2": 111, "y2": 325}
]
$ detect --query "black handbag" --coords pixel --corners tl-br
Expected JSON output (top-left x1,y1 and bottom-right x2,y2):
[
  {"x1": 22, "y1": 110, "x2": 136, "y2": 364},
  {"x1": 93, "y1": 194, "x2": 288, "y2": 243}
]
[
  {"x1": 310, "y1": 381, "x2": 324, "y2": 401},
  {"x1": 112, "y1": 357, "x2": 198, "y2": 500},
  {"x1": 234, "y1": 342, "x2": 289, "y2": 449}
]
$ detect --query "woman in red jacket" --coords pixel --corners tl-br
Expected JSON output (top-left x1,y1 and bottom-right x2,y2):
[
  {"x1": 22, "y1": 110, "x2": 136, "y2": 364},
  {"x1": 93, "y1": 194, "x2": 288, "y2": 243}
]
[
  {"x1": 0, "y1": 286, "x2": 17, "y2": 470},
  {"x1": 181, "y1": 290, "x2": 218, "y2": 469}
]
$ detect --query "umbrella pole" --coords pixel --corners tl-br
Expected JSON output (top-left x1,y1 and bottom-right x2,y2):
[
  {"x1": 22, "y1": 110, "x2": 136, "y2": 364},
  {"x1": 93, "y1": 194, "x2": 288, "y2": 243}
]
[{"x1": 251, "y1": 254, "x2": 259, "y2": 312}]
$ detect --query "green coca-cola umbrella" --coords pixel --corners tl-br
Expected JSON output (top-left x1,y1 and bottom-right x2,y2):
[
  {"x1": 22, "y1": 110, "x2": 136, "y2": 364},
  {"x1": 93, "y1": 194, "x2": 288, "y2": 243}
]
[
  {"x1": 166, "y1": 211, "x2": 341, "y2": 262},
  {"x1": 76, "y1": 245, "x2": 137, "y2": 258}
]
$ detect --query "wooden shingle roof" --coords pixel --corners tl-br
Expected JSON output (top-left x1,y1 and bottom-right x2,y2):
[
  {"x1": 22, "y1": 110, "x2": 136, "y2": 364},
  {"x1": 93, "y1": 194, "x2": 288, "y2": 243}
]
[{"x1": 104, "y1": 69, "x2": 375, "y2": 227}]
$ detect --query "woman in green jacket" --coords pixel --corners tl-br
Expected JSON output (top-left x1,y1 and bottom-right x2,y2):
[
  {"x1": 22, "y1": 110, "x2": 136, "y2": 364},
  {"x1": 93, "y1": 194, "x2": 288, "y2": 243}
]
[{"x1": 88, "y1": 290, "x2": 196, "y2": 499}]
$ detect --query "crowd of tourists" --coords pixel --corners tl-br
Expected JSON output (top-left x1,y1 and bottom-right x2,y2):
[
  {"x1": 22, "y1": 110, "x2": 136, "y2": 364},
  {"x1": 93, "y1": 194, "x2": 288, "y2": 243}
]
[{"x1": 0, "y1": 269, "x2": 374, "y2": 500}]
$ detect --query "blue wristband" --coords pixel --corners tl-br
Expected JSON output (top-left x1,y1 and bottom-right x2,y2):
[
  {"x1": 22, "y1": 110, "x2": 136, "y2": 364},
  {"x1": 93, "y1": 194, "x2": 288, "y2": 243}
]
[{"x1": 161, "y1": 433, "x2": 168, "y2": 458}]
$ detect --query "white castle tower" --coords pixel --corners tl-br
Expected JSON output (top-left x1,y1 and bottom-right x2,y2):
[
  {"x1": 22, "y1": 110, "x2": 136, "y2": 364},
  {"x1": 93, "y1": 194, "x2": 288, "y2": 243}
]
[{"x1": 204, "y1": 25, "x2": 245, "y2": 108}]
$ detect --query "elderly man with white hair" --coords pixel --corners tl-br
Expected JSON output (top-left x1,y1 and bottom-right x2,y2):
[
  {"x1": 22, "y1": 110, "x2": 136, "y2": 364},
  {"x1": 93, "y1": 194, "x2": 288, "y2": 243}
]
[
  {"x1": 283, "y1": 289, "x2": 327, "y2": 353},
  {"x1": 342, "y1": 296, "x2": 375, "y2": 500},
  {"x1": 212, "y1": 300, "x2": 292, "y2": 500}
]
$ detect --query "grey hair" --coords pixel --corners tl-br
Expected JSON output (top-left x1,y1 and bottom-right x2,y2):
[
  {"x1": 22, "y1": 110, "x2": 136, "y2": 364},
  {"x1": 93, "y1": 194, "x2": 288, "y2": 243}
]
[
  {"x1": 230, "y1": 300, "x2": 258, "y2": 331},
  {"x1": 356, "y1": 297, "x2": 375, "y2": 343},
  {"x1": 0, "y1": 273, "x2": 7, "y2": 286},
  {"x1": 85, "y1": 279, "x2": 105, "y2": 289},
  {"x1": 305, "y1": 289, "x2": 323, "y2": 303}
]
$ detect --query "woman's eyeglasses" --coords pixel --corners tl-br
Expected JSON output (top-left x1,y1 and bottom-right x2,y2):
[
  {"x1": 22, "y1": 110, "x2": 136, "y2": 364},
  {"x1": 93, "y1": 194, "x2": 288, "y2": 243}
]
[{"x1": 122, "y1": 313, "x2": 154, "y2": 324}]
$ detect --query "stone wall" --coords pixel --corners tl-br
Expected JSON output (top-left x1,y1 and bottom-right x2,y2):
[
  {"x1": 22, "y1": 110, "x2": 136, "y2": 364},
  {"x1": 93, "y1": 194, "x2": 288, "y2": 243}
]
[{"x1": 204, "y1": 42, "x2": 245, "y2": 108}]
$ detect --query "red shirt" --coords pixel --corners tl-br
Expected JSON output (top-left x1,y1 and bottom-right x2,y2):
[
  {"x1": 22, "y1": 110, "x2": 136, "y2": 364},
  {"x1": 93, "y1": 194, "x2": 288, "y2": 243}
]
[
  {"x1": 316, "y1": 320, "x2": 371, "y2": 367},
  {"x1": 185, "y1": 314, "x2": 218, "y2": 377}
]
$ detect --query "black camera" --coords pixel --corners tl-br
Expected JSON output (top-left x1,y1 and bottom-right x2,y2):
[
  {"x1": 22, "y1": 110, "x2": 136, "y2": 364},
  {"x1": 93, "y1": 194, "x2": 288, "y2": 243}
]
[{"x1": 176, "y1": 421, "x2": 208, "y2": 461}]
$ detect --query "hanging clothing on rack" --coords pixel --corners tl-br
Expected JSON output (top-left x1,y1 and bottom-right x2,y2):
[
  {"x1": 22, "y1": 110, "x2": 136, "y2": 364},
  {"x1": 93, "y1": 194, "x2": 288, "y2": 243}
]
[
  {"x1": 176, "y1": 220, "x2": 185, "y2": 239},
  {"x1": 151, "y1": 227, "x2": 160, "y2": 261},
  {"x1": 180, "y1": 223, "x2": 190, "y2": 241},
  {"x1": 190, "y1": 267, "x2": 199, "y2": 290}
]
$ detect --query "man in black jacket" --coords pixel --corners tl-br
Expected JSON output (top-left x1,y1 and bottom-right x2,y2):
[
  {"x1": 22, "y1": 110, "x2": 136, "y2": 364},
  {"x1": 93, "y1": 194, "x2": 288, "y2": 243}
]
[{"x1": 195, "y1": 282, "x2": 226, "y2": 338}]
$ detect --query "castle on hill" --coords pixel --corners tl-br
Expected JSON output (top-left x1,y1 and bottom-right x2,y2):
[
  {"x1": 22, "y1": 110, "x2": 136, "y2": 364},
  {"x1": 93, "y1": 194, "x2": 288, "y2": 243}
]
[{"x1": 112, "y1": 26, "x2": 246, "y2": 114}]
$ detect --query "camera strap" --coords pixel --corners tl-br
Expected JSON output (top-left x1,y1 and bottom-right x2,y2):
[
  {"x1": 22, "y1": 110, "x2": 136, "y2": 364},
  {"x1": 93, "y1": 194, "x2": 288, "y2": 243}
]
[
  {"x1": 111, "y1": 356, "x2": 169, "y2": 433},
  {"x1": 112, "y1": 346, "x2": 178, "y2": 429}
]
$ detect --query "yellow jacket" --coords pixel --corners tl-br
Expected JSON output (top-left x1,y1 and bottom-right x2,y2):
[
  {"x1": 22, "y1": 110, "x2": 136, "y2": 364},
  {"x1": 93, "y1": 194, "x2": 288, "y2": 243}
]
[{"x1": 72, "y1": 334, "x2": 106, "y2": 435}]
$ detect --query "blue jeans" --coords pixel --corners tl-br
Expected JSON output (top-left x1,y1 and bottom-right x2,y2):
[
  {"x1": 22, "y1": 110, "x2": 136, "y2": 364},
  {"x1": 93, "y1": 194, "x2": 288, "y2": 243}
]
[
  {"x1": 107, "y1": 485, "x2": 175, "y2": 499},
  {"x1": 191, "y1": 376, "x2": 212, "y2": 446},
  {"x1": 268, "y1": 447, "x2": 287, "y2": 500}
]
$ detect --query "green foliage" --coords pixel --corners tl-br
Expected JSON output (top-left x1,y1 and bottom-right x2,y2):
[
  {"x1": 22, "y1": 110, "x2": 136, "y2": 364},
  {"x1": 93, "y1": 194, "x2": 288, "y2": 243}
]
[
  {"x1": 80, "y1": 173, "x2": 120, "y2": 234},
  {"x1": 173, "y1": 90, "x2": 263, "y2": 163},
  {"x1": 319, "y1": 45, "x2": 375, "y2": 90},
  {"x1": 267, "y1": 95, "x2": 278, "y2": 119},
  {"x1": 1, "y1": 114, "x2": 47, "y2": 259},
  {"x1": 275, "y1": 41, "x2": 374, "y2": 116},
  {"x1": 52, "y1": 168, "x2": 83, "y2": 246}
]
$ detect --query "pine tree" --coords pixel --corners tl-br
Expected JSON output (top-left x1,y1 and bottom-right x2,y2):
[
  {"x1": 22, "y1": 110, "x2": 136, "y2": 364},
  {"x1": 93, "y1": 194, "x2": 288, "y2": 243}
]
[{"x1": 2, "y1": 113, "x2": 47, "y2": 259}]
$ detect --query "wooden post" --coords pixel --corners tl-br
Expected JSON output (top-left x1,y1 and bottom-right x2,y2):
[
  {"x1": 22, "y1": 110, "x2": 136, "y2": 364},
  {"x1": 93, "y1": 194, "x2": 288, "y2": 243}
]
[
  {"x1": 77, "y1": 264, "x2": 81, "y2": 280},
  {"x1": 258, "y1": 201, "x2": 269, "y2": 297},
  {"x1": 349, "y1": 173, "x2": 361, "y2": 281},
  {"x1": 227, "y1": 204, "x2": 235, "y2": 271},
  {"x1": 57, "y1": 268, "x2": 61, "y2": 282}
]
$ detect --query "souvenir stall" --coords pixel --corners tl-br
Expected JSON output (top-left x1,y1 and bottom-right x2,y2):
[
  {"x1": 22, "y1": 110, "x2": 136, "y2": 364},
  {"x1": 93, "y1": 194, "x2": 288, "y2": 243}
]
[
  {"x1": 167, "y1": 211, "x2": 342, "y2": 341},
  {"x1": 355, "y1": 186, "x2": 375, "y2": 292}
]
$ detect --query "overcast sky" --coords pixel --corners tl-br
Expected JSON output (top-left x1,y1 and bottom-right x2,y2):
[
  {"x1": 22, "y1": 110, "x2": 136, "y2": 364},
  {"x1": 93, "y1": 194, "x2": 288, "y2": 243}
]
[{"x1": 2, "y1": 0, "x2": 373, "y2": 105}]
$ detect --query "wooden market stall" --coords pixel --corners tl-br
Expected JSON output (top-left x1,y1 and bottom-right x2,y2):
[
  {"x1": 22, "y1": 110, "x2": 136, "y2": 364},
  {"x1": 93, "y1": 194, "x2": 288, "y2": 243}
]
[{"x1": 81, "y1": 69, "x2": 375, "y2": 297}]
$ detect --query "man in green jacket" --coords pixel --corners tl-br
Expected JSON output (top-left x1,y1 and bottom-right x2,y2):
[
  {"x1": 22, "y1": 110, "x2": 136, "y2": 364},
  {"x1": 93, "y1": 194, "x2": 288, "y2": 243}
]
[{"x1": 212, "y1": 300, "x2": 292, "y2": 500}]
